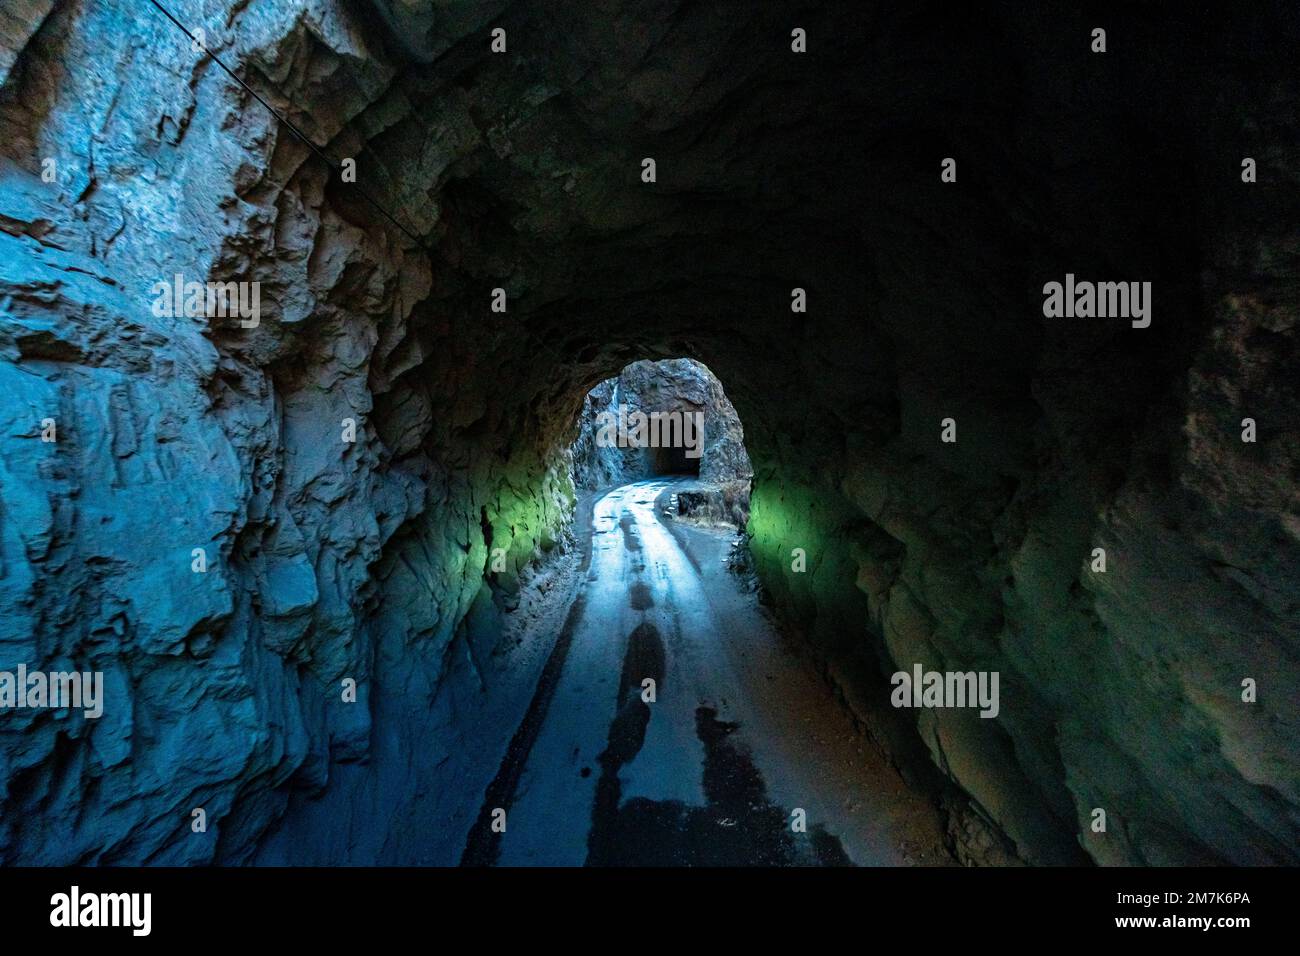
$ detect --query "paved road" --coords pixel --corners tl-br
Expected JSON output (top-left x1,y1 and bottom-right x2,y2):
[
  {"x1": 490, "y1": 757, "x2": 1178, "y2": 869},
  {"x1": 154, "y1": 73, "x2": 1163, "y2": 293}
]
[{"x1": 463, "y1": 479, "x2": 949, "y2": 866}]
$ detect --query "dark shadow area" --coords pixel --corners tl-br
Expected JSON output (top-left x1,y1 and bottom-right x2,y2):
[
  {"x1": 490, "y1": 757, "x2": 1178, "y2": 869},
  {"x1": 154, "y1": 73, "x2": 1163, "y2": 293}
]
[{"x1": 650, "y1": 443, "x2": 697, "y2": 477}]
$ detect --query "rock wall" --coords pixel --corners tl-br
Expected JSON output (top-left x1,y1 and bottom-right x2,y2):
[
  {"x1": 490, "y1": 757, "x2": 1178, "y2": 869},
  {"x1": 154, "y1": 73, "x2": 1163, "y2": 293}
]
[
  {"x1": 0, "y1": 0, "x2": 1295, "y2": 865},
  {"x1": 0, "y1": 0, "x2": 578, "y2": 864}
]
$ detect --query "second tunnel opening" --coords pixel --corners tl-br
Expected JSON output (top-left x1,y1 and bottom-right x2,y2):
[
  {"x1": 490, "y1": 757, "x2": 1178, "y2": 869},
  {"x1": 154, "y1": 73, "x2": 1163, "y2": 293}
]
[{"x1": 570, "y1": 358, "x2": 754, "y2": 529}]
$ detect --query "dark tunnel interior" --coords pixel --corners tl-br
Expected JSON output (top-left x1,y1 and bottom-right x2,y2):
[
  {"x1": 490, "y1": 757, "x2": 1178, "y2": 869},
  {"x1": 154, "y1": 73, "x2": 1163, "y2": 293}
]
[
  {"x1": 0, "y1": 0, "x2": 1296, "y2": 874},
  {"x1": 651, "y1": 445, "x2": 697, "y2": 477}
]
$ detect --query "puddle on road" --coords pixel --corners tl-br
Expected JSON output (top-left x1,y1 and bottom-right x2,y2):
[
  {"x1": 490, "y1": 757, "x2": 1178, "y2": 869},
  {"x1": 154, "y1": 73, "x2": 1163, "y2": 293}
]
[
  {"x1": 629, "y1": 581, "x2": 654, "y2": 610},
  {"x1": 619, "y1": 511, "x2": 641, "y2": 551}
]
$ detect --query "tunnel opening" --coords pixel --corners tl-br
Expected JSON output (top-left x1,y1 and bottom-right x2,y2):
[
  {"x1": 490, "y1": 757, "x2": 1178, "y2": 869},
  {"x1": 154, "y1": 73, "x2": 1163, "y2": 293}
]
[
  {"x1": 650, "y1": 443, "x2": 697, "y2": 478},
  {"x1": 569, "y1": 358, "x2": 753, "y2": 528}
]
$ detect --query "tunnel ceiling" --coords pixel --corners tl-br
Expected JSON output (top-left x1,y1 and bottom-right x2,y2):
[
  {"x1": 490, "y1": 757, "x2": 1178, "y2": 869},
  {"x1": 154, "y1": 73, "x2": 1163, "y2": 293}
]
[{"x1": 0, "y1": 0, "x2": 1296, "y2": 866}]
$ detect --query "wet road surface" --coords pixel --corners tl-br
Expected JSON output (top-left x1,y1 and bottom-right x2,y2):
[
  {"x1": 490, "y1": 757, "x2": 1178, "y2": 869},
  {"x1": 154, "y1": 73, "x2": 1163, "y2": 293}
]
[{"x1": 463, "y1": 479, "x2": 950, "y2": 866}]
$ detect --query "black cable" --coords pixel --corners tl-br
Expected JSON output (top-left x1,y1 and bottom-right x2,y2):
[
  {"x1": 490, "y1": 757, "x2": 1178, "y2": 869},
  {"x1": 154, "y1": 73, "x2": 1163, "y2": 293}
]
[{"x1": 145, "y1": 0, "x2": 428, "y2": 251}]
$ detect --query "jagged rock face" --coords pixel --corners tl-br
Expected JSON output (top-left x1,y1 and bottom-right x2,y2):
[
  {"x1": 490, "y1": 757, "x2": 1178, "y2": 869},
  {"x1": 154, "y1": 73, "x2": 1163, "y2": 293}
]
[
  {"x1": 570, "y1": 358, "x2": 751, "y2": 489},
  {"x1": 0, "y1": 0, "x2": 1296, "y2": 865}
]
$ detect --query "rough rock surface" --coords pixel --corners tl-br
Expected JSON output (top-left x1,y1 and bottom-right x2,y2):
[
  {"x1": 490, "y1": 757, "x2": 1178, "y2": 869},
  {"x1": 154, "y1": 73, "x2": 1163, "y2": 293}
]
[{"x1": 0, "y1": 0, "x2": 1296, "y2": 865}]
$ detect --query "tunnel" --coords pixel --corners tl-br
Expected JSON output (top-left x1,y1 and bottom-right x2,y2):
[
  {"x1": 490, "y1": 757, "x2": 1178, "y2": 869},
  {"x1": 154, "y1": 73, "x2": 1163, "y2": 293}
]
[
  {"x1": 0, "y1": 0, "x2": 1297, "y2": 871},
  {"x1": 571, "y1": 358, "x2": 737, "y2": 488},
  {"x1": 650, "y1": 444, "x2": 697, "y2": 478}
]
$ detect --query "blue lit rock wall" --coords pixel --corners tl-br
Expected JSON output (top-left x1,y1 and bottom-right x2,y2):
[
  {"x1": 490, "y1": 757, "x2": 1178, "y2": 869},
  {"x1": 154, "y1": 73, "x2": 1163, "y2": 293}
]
[{"x1": 0, "y1": 0, "x2": 578, "y2": 864}]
